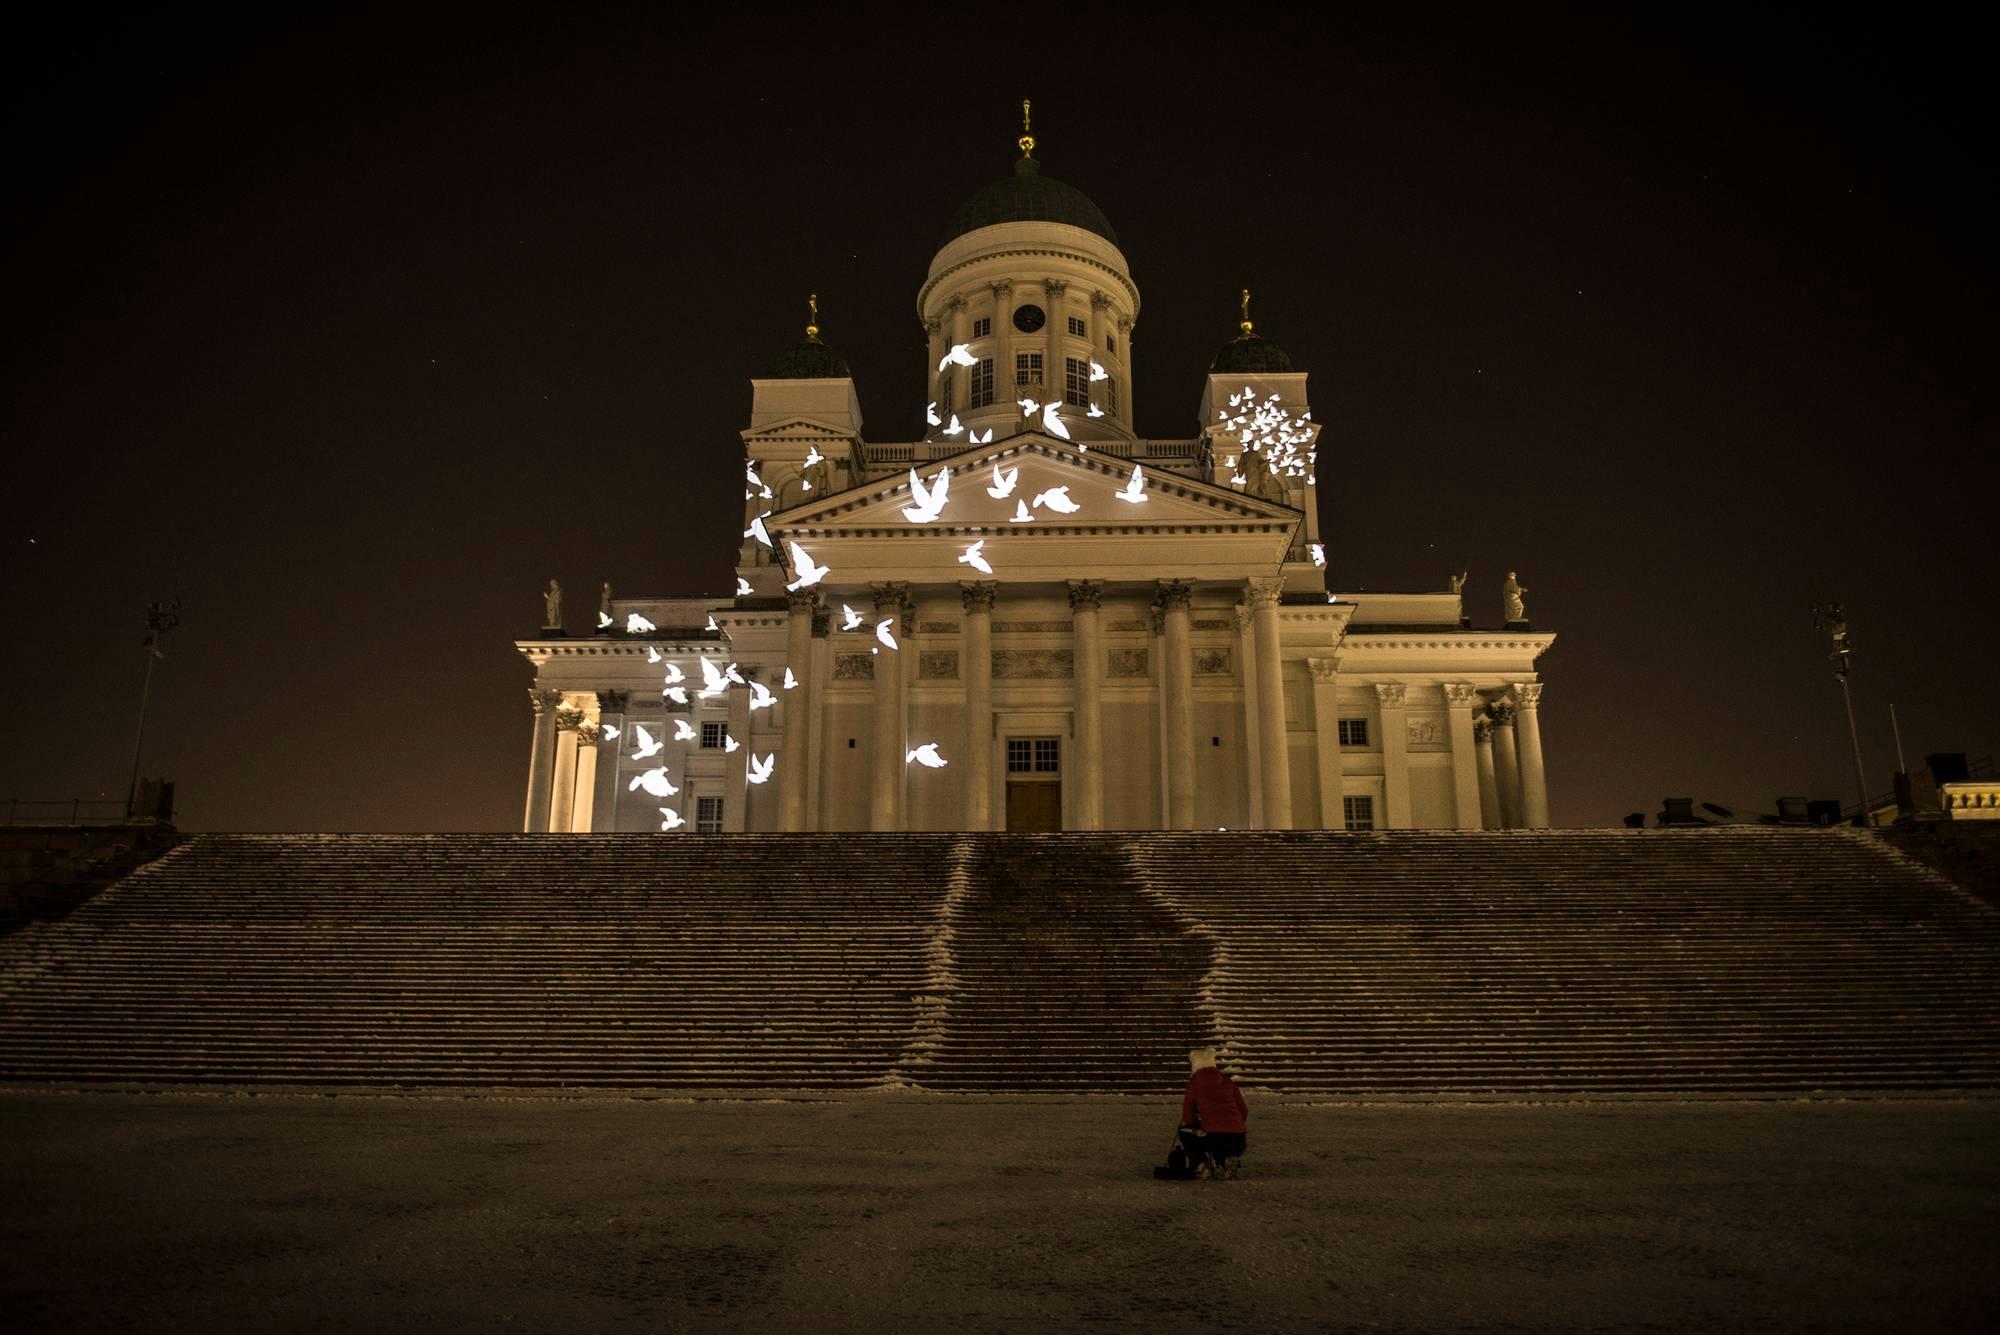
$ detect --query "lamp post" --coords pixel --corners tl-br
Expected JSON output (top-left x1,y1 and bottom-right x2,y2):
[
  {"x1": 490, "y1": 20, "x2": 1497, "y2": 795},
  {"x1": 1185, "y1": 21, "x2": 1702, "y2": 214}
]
[
  {"x1": 1812, "y1": 603, "x2": 1871, "y2": 826},
  {"x1": 126, "y1": 600, "x2": 181, "y2": 819}
]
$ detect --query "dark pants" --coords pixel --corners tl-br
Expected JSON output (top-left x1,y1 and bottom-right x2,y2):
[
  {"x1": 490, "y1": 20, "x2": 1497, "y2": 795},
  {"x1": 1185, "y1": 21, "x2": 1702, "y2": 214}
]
[{"x1": 1178, "y1": 1127, "x2": 1247, "y2": 1167}]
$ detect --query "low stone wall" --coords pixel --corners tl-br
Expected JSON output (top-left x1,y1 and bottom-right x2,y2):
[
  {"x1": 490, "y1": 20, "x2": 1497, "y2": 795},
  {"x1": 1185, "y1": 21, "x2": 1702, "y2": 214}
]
[{"x1": 0, "y1": 826, "x2": 181, "y2": 931}]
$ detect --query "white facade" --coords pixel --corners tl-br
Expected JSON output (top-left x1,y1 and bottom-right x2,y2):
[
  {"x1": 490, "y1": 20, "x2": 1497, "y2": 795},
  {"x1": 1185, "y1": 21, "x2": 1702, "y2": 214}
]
[{"x1": 516, "y1": 149, "x2": 1555, "y2": 834}]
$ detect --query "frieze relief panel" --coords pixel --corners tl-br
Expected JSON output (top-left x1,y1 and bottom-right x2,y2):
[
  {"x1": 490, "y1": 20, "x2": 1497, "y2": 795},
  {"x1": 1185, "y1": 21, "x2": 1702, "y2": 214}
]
[
  {"x1": 919, "y1": 651, "x2": 959, "y2": 680},
  {"x1": 1108, "y1": 648, "x2": 1150, "y2": 678},
  {"x1": 992, "y1": 648, "x2": 1074, "y2": 679},
  {"x1": 1193, "y1": 647, "x2": 1233, "y2": 676},
  {"x1": 993, "y1": 621, "x2": 1073, "y2": 633},
  {"x1": 833, "y1": 654, "x2": 876, "y2": 681},
  {"x1": 1406, "y1": 717, "x2": 1446, "y2": 748},
  {"x1": 917, "y1": 622, "x2": 959, "y2": 635},
  {"x1": 1193, "y1": 619, "x2": 1235, "y2": 631}
]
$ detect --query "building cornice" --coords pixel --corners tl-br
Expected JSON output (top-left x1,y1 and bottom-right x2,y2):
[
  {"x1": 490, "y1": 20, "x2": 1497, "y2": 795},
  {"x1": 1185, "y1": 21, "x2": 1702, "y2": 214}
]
[{"x1": 918, "y1": 244, "x2": 1141, "y2": 319}]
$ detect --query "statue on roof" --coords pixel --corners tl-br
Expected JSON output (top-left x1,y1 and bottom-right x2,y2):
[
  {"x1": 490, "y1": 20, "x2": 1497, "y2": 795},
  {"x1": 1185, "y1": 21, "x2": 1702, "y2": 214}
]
[
  {"x1": 543, "y1": 579, "x2": 563, "y2": 630},
  {"x1": 1448, "y1": 571, "x2": 1467, "y2": 596},
  {"x1": 1502, "y1": 571, "x2": 1528, "y2": 623},
  {"x1": 1240, "y1": 448, "x2": 1286, "y2": 502}
]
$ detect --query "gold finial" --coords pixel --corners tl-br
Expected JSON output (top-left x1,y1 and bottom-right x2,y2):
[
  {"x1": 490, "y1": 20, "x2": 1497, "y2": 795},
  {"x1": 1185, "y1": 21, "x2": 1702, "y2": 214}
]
[
  {"x1": 1239, "y1": 288, "x2": 1254, "y2": 336},
  {"x1": 806, "y1": 293, "x2": 820, "y2": 341},
  {"x1": 1018, "y1": 98, "x2": 1036, "y2": 158}
]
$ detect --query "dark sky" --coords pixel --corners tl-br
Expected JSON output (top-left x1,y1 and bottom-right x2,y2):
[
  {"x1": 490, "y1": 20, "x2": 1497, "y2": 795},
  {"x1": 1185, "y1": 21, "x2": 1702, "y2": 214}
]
[{"x1": 4, "y1": 6, "x2": 1992, "y2": 831}]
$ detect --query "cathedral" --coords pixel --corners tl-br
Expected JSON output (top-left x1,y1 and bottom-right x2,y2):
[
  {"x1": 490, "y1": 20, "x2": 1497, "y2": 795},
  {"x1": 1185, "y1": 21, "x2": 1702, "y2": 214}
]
[{"x1": 516, "y1": 115, "x2": 1554, "y2": 834}]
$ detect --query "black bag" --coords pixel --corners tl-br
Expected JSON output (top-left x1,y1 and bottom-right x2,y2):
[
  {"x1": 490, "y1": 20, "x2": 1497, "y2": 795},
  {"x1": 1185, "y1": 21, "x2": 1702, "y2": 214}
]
[{"x1": 1152, "y1": 1136, "x2": 1198, "y2": 1180}]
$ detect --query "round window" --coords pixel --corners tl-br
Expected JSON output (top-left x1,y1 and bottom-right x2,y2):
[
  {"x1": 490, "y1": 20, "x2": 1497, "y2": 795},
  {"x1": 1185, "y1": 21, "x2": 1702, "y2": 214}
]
[{"x1": 1011, "y1": 304, "x2": 1046, "y2": 333}]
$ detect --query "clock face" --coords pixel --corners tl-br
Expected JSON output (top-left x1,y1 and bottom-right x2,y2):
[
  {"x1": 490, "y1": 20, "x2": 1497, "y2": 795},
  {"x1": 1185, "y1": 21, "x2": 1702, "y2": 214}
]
[{"x1": 1012, "y1": 304, "x2": 1046, "y2": 333}]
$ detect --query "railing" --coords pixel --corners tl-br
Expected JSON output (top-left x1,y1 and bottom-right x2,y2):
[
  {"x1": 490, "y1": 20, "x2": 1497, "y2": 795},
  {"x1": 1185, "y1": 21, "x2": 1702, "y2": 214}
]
[
  {"x1": 6, "y1": 799, "x2": 138, "y2": 827},
  {"x1": 1845, "y1": 754, "x2": 1997, "y2": 822}
]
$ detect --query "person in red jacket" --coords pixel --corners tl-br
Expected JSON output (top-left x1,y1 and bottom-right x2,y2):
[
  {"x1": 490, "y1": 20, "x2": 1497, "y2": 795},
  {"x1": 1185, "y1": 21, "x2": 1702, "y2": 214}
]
[{"x1": 1178, "y1": 1045, "x2": 1248, "y2": 1179}]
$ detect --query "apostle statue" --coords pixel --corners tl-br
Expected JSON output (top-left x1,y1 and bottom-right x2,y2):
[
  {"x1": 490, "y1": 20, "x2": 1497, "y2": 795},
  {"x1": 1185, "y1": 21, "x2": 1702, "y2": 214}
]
[
  {"x1": 1448, "y1": 571, "x2": 1467, "y2": 595},
  {"x1": 800, "y1": 453, "x2": 833, "y2": 498},
  {"x1": 599, "y1": 582, "x2": 613, "y2": 623},
  {"x1": 1502, "y1": 571, "x2": 1528, "y2": 623},
  {"x1": 543, "y1": 579, "x2": 563, "y2": 630},
  {"x1": 1240, "y1": 448, "x2": 1286, "y2": 502}
]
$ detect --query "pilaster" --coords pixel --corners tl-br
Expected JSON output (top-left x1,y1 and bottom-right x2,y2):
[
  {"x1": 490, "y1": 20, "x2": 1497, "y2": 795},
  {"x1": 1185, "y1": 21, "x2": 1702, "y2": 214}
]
[
  {"x1": 590, "y1": 690, "x2": 627, "y2": 833},
  {"x1": 869, "y1": 582, "x2": 909, "y2": 831},
  {"x1": 1068, "y1": 580, "x2": 1105, "y2": 830},
  {"x1": 1158, "y1": 580, "x2": 1197, "y2": 829},
  {"x1": 1307, "y1": 657, "x2": 1344, "y2": 830},
  {"x1": 961, "y1": 583, "x2": 996, "y2": 831},
  {"x1": 780, "y1": 590, "x2": 817, "y2": 832},
  {"x1": 1247, "y1": 577, "x2": 1293, "y2": 829},
  {"x1": 1375, "y1": 683, "x2": 1411, "y2": 829},
  {"x1": 1443, "y1": 683, "x2": 1483, "y2": 830}
]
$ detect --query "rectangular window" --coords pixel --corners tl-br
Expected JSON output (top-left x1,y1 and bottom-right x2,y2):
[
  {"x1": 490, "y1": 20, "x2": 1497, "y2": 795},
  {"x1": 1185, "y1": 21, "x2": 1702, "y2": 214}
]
[
  {"x1": 1007, "y1": 738, "x2": 1062, "y2": 774},
  {"x1": 1015, "y1": 351, "x2": 1042, "y2": 387},
  {"x1": 1343, "y1": 795, "x2": 1374, "y2": 831},
  {"x1": 970, "y1": 358, "x2": 994, "y2": 408},
  {"x1": 938, "y1": 372, "x2": 954, "y2": 414},
  {"x1": 700, "y1": 721, "x2": 726, "y2": 749},
  {"x1": 1337, "y1": 718, "x2": 1369, "y2": 748},
  {"x1": 1106, "y1": 333, "x2": 1116, "y2": 354},
  {"x1": 1063, "y1": 357, "x2": 1091, "y2": 408},
  {"x1": 1105, "y1": 378, "x2": 1119, "y2": 417},
  {"x1": 1034, "y1": 739, "x2": 1060, "y2": 773},
  {"x1": 696, "y1": 796, "x2": 724, "y2": 833},
  {"x1": 972, "y1": 316, "x2": 991, "y2": 339},
  {"x1": 1067, "y1": 315, "x2": 1086, "y2": 338}
]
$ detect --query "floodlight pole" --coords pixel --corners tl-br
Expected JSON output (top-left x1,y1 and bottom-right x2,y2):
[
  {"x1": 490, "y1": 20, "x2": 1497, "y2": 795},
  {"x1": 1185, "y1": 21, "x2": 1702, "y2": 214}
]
[
  {"x1": 1814, "y1": 603, "x2": 1871, "y2": 826},
  {"x1": 1837, "y1": 660, "x2": 1870, "y2": 825},
  {"x1": 125, "y1": 601, "x2": 181, "y2": 820}
]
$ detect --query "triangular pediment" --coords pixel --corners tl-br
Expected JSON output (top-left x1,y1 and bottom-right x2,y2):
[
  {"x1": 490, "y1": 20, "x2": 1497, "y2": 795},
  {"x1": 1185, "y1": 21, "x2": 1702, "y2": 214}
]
[
  {"x1": 768, "y1": 434, "x2": 1297, "y2": 532},
  {"x1": 739, "y1": 415, "x2": 857, "y2": 445}
]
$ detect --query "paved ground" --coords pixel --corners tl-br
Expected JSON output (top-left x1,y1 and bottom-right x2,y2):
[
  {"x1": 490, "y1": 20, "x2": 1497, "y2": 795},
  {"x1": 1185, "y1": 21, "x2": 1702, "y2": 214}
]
[{"x1": 3, "y1": 1091, "x2": 1996, "y2": 1333}]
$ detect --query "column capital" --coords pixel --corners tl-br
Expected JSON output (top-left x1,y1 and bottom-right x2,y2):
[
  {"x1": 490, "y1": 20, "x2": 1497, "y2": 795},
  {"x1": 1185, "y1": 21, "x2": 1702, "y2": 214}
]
[
  {"x1": 1443, "y1": 682, "x2": 1482, "y2": 707},
  {"x1": 1115, "y1": 315, "x2": 1134, "y2": 333},
  {"x1": 922, "y1": 317, "x2": 942, "y2": 337},
  {"x1": 595, "y1": 690, "x2": 629, "y2": 714},
  {"x1": 871, "y1": 580, "x2": 909, "y2": 615},
  {"x1": 1154, "y1": 579, "x2": 1194, "y2": 612},
  {"x1": 1374, "y1": 682, "x2": 1408, "y2": 708},
  {"x1": 1245, "y1": 576, "x2": 1284, "y2": 609},
  {"x1": 1306, "y1": 656, "x2": 1341, "y2": 683},
  {"x1": 574, "y1": 720, "x2": 601, "y2": 744},
  {"x1": 945, "y1": 294, "x2": 968, "y2": 314},
  {"x1": 554, "y1": 705, "x2": 587, "y2": 733},
  {"x1": 530, "y1": 687, "x2": 564, "y2": 715},
  {"x1": 1044, "y1": 277, "x2": 1070, "y2": 298},
  {"x1": 1066, "y1": 580, "x2": 1103, "y2": 613},
  {"x1": 1474, "y1": 717, "x2": 1494, "y2": 743},
  {"x1": 1090, "y1": 289, "x2": 1113, "y2": 310},
  {"x1": 988, "y1": 278, "x2": 1014, "y2": 297},
  {"x1": 1489, "y1": 702, "x2": 1518, "y2": 728},
  {"x1": 960, "y1": 581, "x2": 998, "y2": 614},
  {"x1": 1511, "y1": 681, "x2": 1544, "y2": 710},
  {"x1": 1234, "y1": 603, "x2": 1253, "y2": 630},
  {"x1": 786, "y1": 587, "x2": 819, "y2": 615}
]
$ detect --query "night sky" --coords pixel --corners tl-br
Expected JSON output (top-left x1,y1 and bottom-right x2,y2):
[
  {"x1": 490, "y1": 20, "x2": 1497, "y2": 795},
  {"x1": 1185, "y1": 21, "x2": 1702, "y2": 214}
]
[{"x1": 4, "y1": 7, "x2": 1992, "y2": 831}]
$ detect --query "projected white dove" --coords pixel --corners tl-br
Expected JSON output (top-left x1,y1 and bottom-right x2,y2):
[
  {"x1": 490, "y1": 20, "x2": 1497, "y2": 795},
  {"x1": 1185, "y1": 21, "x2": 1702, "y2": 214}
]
[
  {"x1": 785, "y1": 541, "x2": 830, "y2": 590},
  {"x1": 704, "y1": 615, "x2": 719, "y2": 632},
  {"x1": 697, "y1": 658, "x2": 728, "y2": 699},
  {"x1": 597, "y1": 612, "x2": 613, "y2": 629},
  {"x1": 903, "y1": 466, "x2": 950, "y2": 523},
  {"x1": 802, "y1": 444, "x2": 824, "y2": 469},
  {"x1": 626, "y1": 613, "x2": 656, "y2": 634},
  {"x1": 664, "y1": 686, "x2": 689, "y2": 706},
  {"x1": 736, "y1": 577, "x2": 753, "y2": 597},
  {"x1": 1089, "y1": 361, "x2": 1108, "y2": 382},
  {"x1": 938, "y1": 343, "x2": 977, "y2": 371},
  {"x1": 598, "y1": 725, "x2": 619, "y2": 741},
  {"x1": 1115, "y1": 465, "x2": 1148, "y2": 504},
  {"x1": 745, "y1": 514, "x2": 771, "y2": 547},
  {"x1": 629, "y1": 767, "x2": 679, "y2": 798},
  {"x1": 724, "y1": 663, "x2": 746, "y2": 685},
  {"x1": 876, "y1": 618, "x2": 898, "y2": 651},
  {"x1": 942, "y1": 414, "x2": 964, "y2": 437},
  {"x1": 631, "y1": 725, "x2": 664, "y2": 760},
  {"x1": 1087, "y1": 403, "x2": 1104, "y2": 418},
  {"x1": 1040, "y1": 402, "x2": 1070, "y2": 440},
  {"x1": 748, "y1": 680, "x2": 776, "y2": 711},
  {"x1": 723, "y1": 734, "x2": 741, "y2": 754},
  {"x1": 987, "y1": 464, "x2": 1019, "y2": 498},
  {"x1": 1310, "y1": 543, "x2": 1326, "y2": 567},
  {"x1": 840, "y1": 604, "x2": 863, "y2": 630},
  {"x1": 658, "y1": 807, "x2": 685, "y2": 831},
  {"x1": 1032, "y1": 486, "x2": 1080, "y2": 514},
  {"x1": 782, "y1": 667, "x2": 799, "y2": 689},
  {"x1": 1010, "y1": 500, "x2": 1034, "y2": 523},
  {"x1": 925, "y1": 402, "x2": 942, "y2": 427},
  {"x1": 906, "y1": 743, "x2": 947, "y2": 768},
  {"x1": 958, "y1": 540, "x2": 993, "y2": 575},
  {"x1": 662, "y1": 662, "x2": 685, "y2": 685},
  {"x1": 971, "y1": 427, "x2": 992, "y2": 444},
  {"x1": 1017, "y1": 397, "x2": 1040, "y2": 416},
  {"x1": 646, "y1": 647, "x2": 662, "y2": 664},
  {"x1": 747, "y1": 753, "x2": 775, "y2": 785},
  {"x1": 672, "y1": 719, "x2": 696, "y2": 742}
]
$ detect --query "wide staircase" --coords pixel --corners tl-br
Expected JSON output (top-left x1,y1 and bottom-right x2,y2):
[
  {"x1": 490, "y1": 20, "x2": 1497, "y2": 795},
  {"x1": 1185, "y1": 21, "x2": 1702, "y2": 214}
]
[{"x1": 1, "y1": 828, "x2": 1996, "y2": 1096}]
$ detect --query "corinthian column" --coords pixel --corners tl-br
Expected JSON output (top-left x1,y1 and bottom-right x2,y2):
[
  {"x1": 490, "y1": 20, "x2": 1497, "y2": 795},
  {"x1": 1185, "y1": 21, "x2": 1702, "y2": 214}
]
[
  {"x1": 780, "y1": 589, "x2": 817, "y2": 833},
  {"x1": 591, "y1": 691, "x2": 628, "y2": 833},
  {"x1": 548, "y1": 702, "x2": 585, "y2": 833},
  {"x1": 1443, "y1": 683, "x2": 1483, "y2": 830},
  {"x1": 1473, "y1": 718, "x2": 1501, "y2": 830},
  {"x1": 990, "y1": 280, "x2": 1014, "y2": 402},
  {"x1": 1307, "y1": 657, "x2": 1344, "y2": 829},
  {"x1": 962, "y1": 583, "x2": 996, "y2": 830},
  {"x1": 1512, "y1": 682, "x2": 1549, "y2": 828},
  {"x1": 1044, "y1": 279, "x2": 1069, "y2": 404},
  {"x1": 523, "y1": 687, "x2": 562, "y2": 832},
  {"x1": 1247, "y1": 577, "x2": 1293, "y2": 829},
  {"x1": 870, "y1": 582, "x2": 909, "y2": 831},
  {"x1": 946, "y1": 295, "x2": 970, "y2": 411},
  {"x1": 1490, "y1": 703, "x2": 1522, "y2": 829},
  {"x1": 1158, "y1": 580, "x2": 1197, "y2": 829},
  {"x1": 1068, "y1": 580, "x2": 1105, "y2": 829},
  {"x1": 1375, "y1": 683, "x2": 1410, "y2": 829}
]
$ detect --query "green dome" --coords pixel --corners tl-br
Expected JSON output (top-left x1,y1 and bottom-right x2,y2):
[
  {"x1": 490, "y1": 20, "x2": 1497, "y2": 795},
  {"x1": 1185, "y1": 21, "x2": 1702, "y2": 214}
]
[
  {"x1": 944, "y1": 157, "x2": 1118, "y2": 247},
  {"x1": 769, "y1": 336, "x2": 850, "y2": 379},
  {"x1": 1209, "y1": 331, "x2": 1295, "y2": 375}
]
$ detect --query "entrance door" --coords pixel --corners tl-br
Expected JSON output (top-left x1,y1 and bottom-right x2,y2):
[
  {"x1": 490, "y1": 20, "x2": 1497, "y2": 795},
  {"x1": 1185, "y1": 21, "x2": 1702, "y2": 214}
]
[{"x1": 1004, "y1": 736, "x2": 1063, "y2": 831}]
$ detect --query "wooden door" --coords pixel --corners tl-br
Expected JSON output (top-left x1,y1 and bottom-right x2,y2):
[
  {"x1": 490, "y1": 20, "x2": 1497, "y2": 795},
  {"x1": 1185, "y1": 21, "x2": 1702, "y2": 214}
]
[{"x1": 1006, "y1": 781, "x2": 1063, "y2": 831}]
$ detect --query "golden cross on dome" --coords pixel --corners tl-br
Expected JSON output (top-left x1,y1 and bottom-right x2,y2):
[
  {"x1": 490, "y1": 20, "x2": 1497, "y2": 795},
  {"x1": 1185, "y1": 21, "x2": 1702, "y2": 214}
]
[
  {"x1": 806, "y1": 293, "x2": 819, "y2": 341},
  {"x1": 1019, "y1": 99, "x2": 1035, "y2": 158},
  {"x1": 1240, "y1": 288, "x2": 1254, "y2": 335}
]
